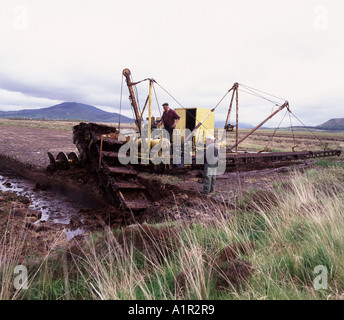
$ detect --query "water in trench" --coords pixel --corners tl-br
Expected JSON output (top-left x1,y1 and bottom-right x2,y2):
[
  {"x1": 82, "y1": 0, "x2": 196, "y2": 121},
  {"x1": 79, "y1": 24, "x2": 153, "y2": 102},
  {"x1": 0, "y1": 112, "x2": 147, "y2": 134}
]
[{"x1": 0, "y1": 167, "x2": 86, "y2": 240}]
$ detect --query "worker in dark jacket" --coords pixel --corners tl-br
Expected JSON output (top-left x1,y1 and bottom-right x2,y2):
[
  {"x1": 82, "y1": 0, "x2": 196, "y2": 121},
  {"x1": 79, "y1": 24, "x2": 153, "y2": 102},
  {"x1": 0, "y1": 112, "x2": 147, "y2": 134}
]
[
  {"x1": 202, "y1": 135, "x2": 219, "y2": 194},
  {"x1": 157, "y1": 103, "x2": 180, "y2": 143}
]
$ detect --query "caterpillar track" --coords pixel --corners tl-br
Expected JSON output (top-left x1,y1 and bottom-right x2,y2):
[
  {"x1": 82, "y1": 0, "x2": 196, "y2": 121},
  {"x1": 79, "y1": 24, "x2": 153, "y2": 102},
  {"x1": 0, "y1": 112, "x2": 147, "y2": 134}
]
[
  {"x1": 49, "y1": 122, "x2": 150, "y2": 223},
  {"x1": 74, "y1": 122, "x2": 150, "y2": 211}
]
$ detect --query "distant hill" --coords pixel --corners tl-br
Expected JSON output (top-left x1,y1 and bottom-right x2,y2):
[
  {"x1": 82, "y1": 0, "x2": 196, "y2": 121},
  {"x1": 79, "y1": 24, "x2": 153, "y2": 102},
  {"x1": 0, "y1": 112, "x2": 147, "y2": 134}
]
[
  {"x1": 214, "y1": 120, "x2": 254, "y2": 129},
  {"x1": 0, "y1": 102, "x2": 134, "y2": 123},
  {"x1": 316, "y1": 118, "x2": 344, "y2": 131}
]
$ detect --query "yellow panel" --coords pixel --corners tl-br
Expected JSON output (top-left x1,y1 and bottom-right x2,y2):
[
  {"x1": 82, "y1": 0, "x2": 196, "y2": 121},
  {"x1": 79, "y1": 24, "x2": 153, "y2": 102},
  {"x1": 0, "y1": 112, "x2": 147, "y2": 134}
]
[
  {"x1": 174, "y1": 108, "x2": 186, "y2": 130},
  {"x1": 173, "y1": 108, "x2": 185, "y2": 144},
  {"x1": 196, "y1": 108, "x2": 214, "y2": 144},
  {"x1": 173, "y1": 107, "x2": 215, "y2": 146}
]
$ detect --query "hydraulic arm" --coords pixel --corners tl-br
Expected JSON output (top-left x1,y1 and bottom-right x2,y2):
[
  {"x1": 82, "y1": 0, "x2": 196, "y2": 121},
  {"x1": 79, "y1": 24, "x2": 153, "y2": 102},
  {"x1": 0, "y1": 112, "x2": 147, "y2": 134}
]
[{"x1": 122, "y1": 68, "x2": 142, "y2": 135}]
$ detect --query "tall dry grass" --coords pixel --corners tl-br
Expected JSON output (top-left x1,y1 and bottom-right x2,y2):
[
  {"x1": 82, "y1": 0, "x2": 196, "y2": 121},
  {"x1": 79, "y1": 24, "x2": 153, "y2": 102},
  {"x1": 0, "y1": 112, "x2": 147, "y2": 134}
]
[
  {"x1": 71, "y1": 165, "x2": 344, "y2": 300},
  {"x1": 0, "y1": 208, "x2": 27, "y2": 300},
  {"x1": 2, "y1": 164, "x2": 344, "y2": 300},
  {"x1": 0, "y1": 205, "x2": 73, "y2": 300}
]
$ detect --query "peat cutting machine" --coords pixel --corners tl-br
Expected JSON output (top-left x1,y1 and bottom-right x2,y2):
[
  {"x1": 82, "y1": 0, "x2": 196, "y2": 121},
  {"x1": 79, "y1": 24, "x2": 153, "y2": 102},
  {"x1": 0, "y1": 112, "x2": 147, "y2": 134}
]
[{"x1": 47, "y1": 69, "x2": 341, "y2": 221}]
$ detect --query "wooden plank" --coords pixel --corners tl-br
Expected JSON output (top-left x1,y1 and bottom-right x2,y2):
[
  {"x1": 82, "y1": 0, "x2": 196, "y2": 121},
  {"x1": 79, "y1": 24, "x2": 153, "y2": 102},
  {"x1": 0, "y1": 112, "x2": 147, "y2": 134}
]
[
  {"x1": 108, "y1": 166, "x2": 137, "y2": 175},
  {"x1": 102, "y1": 151, "x2": 119, "y2": 158},
  {"x1": 116, "y1": 182, "x2": 145, "y2": 189},
  {"x1": 125, "y1": 200, "x2": 150, "y2": 210},
  {"x1": 98, "y1": 137, "x2": 123, "y2": 145}
]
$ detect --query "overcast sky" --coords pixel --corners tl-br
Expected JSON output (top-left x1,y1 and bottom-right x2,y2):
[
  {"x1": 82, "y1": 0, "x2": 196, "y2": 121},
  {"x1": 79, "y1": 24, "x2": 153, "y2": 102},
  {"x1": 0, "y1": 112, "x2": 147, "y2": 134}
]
[{"x1": 0, "y1": 0, "x2": 343, "y2": 127}]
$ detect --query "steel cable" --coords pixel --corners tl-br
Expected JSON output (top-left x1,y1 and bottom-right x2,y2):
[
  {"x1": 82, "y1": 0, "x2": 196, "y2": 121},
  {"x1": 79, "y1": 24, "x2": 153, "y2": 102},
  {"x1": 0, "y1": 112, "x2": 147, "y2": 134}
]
[
  {"x1": 289, "y1": 110, "x2": 328, "y2": 147},
  {"x1": 239, "y1": 83, "x2": 287, "y2": 102},
  {"x1": 118, "y1": 74, "x2": 124, "y2": 131}
]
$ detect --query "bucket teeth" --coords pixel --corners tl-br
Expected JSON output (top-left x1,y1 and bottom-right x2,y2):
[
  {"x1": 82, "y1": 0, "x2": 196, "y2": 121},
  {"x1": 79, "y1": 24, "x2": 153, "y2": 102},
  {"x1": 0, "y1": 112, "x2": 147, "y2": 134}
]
[
  {"x1": 68, "y1": 152, "x2": 79, "y2": 163},
  {"x1": 47, "y1": 152, "x2": 56, "y2": 164},
  {"x1": 56, "y1": 152, "x2": 69, "y2": 163}
]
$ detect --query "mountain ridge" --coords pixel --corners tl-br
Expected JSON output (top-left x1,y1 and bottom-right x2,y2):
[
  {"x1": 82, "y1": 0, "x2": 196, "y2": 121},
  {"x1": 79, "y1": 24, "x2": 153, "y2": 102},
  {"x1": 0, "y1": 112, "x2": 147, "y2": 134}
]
[
  {"x1": 316, "y1": 118, "x2": 344, "y2": 130},
  {"x1": 0, "y1": 102, "x2": 134, "y2": 123}
]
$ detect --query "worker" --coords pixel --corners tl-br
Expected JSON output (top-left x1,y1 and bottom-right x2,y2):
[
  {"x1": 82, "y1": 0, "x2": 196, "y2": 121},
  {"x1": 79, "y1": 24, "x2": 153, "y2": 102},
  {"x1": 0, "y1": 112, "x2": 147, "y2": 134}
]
[
  {"x1": 202, "y1": 135, "x2": 219, "y2": 195},
  {"x1": 157, "y1": 103, "x2": 180, "y2": 143}
]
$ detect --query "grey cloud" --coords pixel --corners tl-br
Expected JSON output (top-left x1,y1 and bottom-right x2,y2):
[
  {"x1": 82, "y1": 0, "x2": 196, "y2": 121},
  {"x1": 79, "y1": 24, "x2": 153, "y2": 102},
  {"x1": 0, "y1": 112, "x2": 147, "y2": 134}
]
[
  {"x1": 0, "y1": 71, "x2": 124, "y2": 110},
  {"x1": 0, "y1": 0, "x2": 343, "y2": 127}
]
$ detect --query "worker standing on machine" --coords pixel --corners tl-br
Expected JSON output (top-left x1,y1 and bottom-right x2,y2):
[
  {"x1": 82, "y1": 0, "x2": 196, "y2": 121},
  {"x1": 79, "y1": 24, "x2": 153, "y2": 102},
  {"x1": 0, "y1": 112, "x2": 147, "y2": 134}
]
[
  {"x1": 202, "y1": 135, "x2": 219, "y2": 195},
  {"x1": 157, "y1": 103, "x2": 180, "y2": 143}
]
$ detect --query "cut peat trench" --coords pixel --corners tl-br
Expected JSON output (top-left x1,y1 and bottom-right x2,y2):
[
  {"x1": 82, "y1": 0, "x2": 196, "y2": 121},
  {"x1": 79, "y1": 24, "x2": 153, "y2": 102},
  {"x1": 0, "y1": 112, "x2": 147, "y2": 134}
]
[
  {"x1": 0, "y1": 152, "x2": 115, "y2": 241},
  {"x1": 0, "y1": 153, "x2": 107, "y2": 210},
  {"x1": 0, "y1": 166, "x2": 88, "y2": 240}
]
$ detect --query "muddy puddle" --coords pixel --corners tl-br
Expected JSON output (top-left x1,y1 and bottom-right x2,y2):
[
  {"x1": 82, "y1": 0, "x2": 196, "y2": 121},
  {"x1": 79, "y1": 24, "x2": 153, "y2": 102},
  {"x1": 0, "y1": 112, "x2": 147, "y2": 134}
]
[{"x1": 0, "y1": 167, "x2": 86, "y2": 240}]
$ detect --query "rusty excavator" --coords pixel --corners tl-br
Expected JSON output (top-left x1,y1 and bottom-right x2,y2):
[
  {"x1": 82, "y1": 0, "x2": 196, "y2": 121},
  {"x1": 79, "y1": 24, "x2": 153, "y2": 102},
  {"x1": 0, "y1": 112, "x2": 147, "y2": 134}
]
[{"x1": 47, "y1": 69, "x2": 341, "y2": 222}]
